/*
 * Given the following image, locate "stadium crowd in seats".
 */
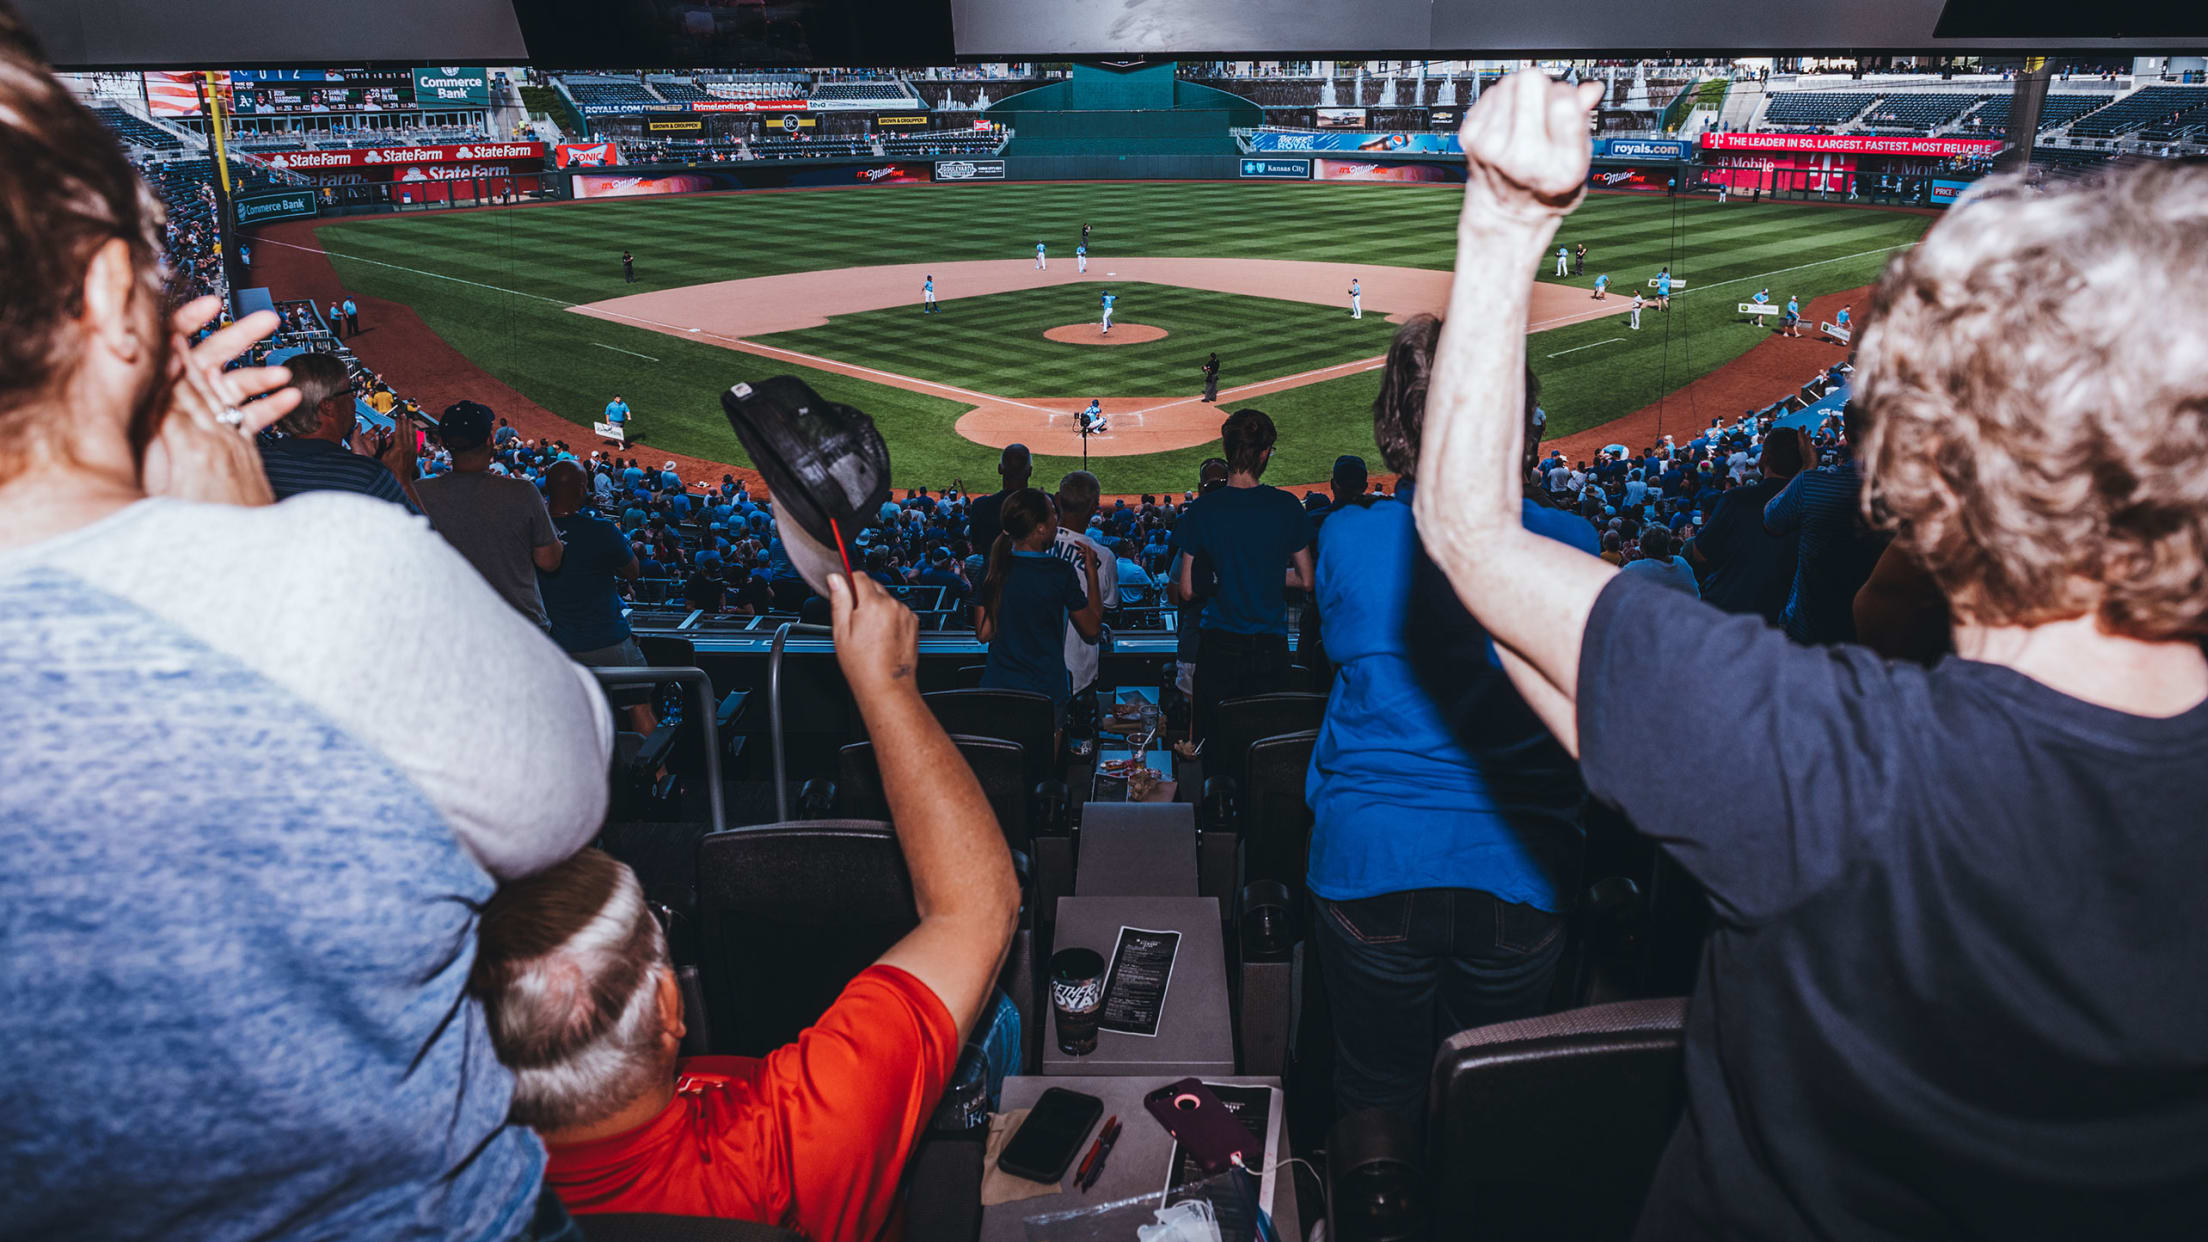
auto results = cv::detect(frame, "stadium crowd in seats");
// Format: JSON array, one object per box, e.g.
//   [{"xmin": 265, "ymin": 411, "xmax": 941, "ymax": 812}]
[{"xmin": 8, "ymin": 11, "xmax": 2208, "ymax": 1238}]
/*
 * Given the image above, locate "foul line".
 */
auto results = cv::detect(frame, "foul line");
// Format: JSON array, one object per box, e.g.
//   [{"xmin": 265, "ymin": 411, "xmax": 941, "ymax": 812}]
[
  {"xmin": 1547, "ymin": 338, "xmax": 1625, "ymax": 358},
  {"xmin": 1677, "ymin": 243, "xmax": 1916, "ymax": 298},
  {"xmin": 593, "ymin": 342, "xmax": 659, "ymax": 361}
]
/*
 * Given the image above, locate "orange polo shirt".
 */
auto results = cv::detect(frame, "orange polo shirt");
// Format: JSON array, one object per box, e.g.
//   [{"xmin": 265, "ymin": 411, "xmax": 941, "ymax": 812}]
[{"xmin": 544, "ymin": 965, "xmax": 958, "ymax": 1242}]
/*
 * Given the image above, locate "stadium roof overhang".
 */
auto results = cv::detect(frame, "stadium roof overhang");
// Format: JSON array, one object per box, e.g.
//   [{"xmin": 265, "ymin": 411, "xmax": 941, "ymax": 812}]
[{"xmin": 16, "ymin": 0, "xmax": 2201, "ymax": 69}]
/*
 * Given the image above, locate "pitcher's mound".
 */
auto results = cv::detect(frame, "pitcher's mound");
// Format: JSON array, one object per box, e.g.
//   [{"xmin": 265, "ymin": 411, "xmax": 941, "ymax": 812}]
[{"xmin": 1044, "ymin": 322, "xmax": 1167, "ymax": 346}]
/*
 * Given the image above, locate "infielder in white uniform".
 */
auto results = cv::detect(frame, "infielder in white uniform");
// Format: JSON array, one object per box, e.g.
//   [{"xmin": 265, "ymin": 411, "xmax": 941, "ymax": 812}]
[
  {"xmin": 1035, "ymin": 240, "xmax": 1046, "ymax": 270},
  {"xmin": 1077, "ymin": 244, "xmax": 1088, "ymax": 273},
  {"xmin": 1556, "ymin": 245, "xmax": 1569, "ymax": 276},
  {"xmin": 1630, "ymin": 292, "xmax": 1644, "ymax": 330},
  {"xmin": 1349, "ymin": 278, "xmax": 1362, "ymax": 319}
]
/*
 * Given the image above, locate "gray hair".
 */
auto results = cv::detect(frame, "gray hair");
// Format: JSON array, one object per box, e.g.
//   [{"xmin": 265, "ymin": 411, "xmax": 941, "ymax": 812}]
[
  {"xmin": 470, "ymin": 849, "xmax": 673, "ymax": 1132},
  {"xmin": 276, "ymin": 351, "xmax": 351, "ymax": 437},
  {"xmin": 1056, "ymin": 470, "xmax": 1101, "ymax": 522}
]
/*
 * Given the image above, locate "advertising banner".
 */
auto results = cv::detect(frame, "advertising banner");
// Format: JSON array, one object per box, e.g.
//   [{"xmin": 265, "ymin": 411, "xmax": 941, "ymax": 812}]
[
  {"xmin": 1240, "ymin": 157, "xmax": 1312, "ymax": 179},
  {"xmin": 1249, "ymin": 130, "xmax": 1460, "ymax": 154},
  {"xmin": 1315, "ymin": 107, "xmax": 1368, "ymax": 128},
  {"xmin": 690, "ymin": 99, "xmax": 810, "ymax": 113},
  {"xmin": 647, "ymin": 119, "xmax": 703, "ymax": 132},
  {"xmin": 572, "ymin": 162, "xmax": 933, "ymax": 198},
  {"xmin": 774, "ymin": 114, "xmax": 817, "ymax": 132},
  {"xmin": 1601, "ymin": 137, "xmax": 1690, "ymax": 160},
  {"xmin": 850, "ymin": 162, "xmax": 932, "ymax": 185},
  {"xmin": 1428, "ymin": 108, "xmax": 1461, "ymax": 127},
  {"xmin": 556, "ymin": 142, "xmax": 623, "ymax": 168},
  {"xmin": 876, "ymin": 114, "xmax": 931, "ymax": 126},
  {"xmin": 1700, "ymin": 132, "xmax": 2002, "ymax": 157},
  {"xmin": 594, "ymin": 421, "xmax": 627, "ymax": 444},
  {"xmin": 1311, "ymin": 157, "xmax": 1464, "ymax": 183},
  {"xmin": 233, "ymin": 189, "xmax": 317, "ymax": 226},
  {"xmin": 264, "ymin": 142, "xmax": 543, "ymax": 171},
  {"xmin": 1589, "ymin": 164, "xmax": 1671, "ymax": 192},
  {"xmin": 1930, "ymin": 178, "xmax": 1976, "ymax": 204},
  {"xmin": 935, "ymin": 158, "xmax": 1007, "ymax": 181},
  {"xmin": 412, "ymin": 67, "xmax": 491, "ymax": 108},
  {"xmin": 579, "ymin": 103, "xmax": 687, "ymax": 115}
]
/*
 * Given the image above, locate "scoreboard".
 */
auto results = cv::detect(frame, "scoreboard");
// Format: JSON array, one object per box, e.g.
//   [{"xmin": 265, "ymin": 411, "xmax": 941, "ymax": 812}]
[{"xmin": 226, "ymin": 69, "xmax": 415, "ymax": 114}]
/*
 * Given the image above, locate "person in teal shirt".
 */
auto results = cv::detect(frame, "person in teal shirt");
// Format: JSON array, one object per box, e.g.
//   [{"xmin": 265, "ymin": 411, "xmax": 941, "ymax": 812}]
[
  {"xmin": 1305, "ymin": 317, "xmax": 1596, "ymax": 1127},
  {"xmin": 974, "ymin": 488, "xmax": 1103, "ymax": 726}
]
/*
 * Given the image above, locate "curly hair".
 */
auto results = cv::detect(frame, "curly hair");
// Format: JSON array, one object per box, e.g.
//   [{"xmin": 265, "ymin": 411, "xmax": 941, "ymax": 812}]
[
  {"xmin": 1856, "ymin": 160, "xmax": 2208, "ymax": 642},
  {"xmin": 1374, "ymin": 314, "xmax": 1542, "ymax": 480}
]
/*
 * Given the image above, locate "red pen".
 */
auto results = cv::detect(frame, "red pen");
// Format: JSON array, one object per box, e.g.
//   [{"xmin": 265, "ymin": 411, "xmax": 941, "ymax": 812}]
[{"xmin": 1078, "ymin": 1116, "xmax": 1123, "ymax": 1193}]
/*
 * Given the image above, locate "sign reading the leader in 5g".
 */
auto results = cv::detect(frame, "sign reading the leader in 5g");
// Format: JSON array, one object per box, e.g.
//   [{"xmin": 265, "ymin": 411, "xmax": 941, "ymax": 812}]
[{"xmin": 1240, "ymin": 158, "xmax": 1311, "ymax": 179}]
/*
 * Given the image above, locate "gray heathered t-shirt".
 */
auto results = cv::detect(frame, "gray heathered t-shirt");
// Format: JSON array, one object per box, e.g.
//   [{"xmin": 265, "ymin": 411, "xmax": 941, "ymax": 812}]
[
  {"xmin": 1, "ymin": 495, "xmax": 613, "ymax": 1241},
  {"xmin": 416, "ymin": 469, "xmax": 561, "ymax": 627}
]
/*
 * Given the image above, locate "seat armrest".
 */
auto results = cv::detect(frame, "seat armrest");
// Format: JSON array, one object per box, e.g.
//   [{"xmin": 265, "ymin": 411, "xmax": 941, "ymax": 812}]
[
  {"xmin": 1030, "ymin": 779, "xmax": 1070, "ymax": 835},
  {"xmin": 903, "ymin": 1127, "xmax": 986, "ymax": 1242}
]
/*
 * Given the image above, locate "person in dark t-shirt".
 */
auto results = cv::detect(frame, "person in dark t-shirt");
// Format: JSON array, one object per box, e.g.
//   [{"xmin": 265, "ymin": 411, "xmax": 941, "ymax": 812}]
[
  {"xmin": 973, "ymin": 488, "xmax": 1103, "ymax": 727},
  {"xmin": 1685, "ymin": 428, "xmax": 1803, "ymax": 623},
  {"xmin": 1415, "ymin": 80, "xmax": 2208, "ymax": 1241},
  {"xmin": 1172, "ymin": 408, "xmax": 1315, "ymax": 743},
  {"xmin": 538, "ymin": 461, "xmax": 652, "ymax": 731},
  {"xmin": 965, "ymin": 443, "xmax": 1029, "ymax": 558}
]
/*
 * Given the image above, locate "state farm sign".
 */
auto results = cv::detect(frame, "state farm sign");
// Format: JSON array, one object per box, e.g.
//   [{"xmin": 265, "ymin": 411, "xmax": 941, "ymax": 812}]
[
  {"xmin": 266, "ymin": 142, "xmax": 545, "ymax": 171},
  {"xmin": 1700, "ymin": 132, "xmax": 2002, "ymax": 158}
]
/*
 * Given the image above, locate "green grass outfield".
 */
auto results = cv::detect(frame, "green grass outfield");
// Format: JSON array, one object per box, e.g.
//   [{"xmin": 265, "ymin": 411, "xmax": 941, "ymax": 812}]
[{"xmin": 309, "ymin": 181, "xmax": 1930, "ymax": 491}]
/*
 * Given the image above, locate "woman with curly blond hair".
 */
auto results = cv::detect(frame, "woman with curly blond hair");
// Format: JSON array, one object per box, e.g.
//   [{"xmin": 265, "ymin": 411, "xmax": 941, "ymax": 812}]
[{"xmin": 1414, "ymin": 73, "xmax": 2207, "ymax": 1240}]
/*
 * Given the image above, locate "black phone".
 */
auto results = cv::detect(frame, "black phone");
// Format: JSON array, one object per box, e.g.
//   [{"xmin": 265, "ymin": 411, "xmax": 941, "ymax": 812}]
[{"xmin": 998, "ymin": 1087, "xmax": 1103, "ymax": 1184}]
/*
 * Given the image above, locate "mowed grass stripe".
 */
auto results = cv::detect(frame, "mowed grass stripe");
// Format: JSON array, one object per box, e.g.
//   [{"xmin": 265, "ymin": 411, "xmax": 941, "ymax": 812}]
[{"xmin": 309, "ymin": 184, "xmax": 1929, "ymax": 493}]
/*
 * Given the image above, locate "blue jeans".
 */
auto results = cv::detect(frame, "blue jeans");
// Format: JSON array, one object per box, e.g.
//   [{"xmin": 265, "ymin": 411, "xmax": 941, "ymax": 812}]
[{"xmin": 1314, "ymin": 887, "xmax": 1565, "ymax": 1130}]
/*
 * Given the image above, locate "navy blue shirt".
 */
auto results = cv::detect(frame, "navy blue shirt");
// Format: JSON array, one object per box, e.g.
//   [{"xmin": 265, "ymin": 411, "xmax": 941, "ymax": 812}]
[
  {"xmin": 258, "ymin": 437, "xmax": 416, "ymax": 514},
  {"xmin": 1688, "ymin": 476, "xmax": 1798, "ymax": 624},
  {"xmin": 1581, "ymin": 573, "xmax": 2208, "ymax": 1240},
  {"xmin": 1174, "ymin": 484, "xmax": 1311, "ymax": 635},
  {"xmin": 981, "ymin": 551, "xmax": 1083, "ymax": 705},
  {"xmin": 536, "ymin": 510, "xmax": 635, "ymax": 653}
]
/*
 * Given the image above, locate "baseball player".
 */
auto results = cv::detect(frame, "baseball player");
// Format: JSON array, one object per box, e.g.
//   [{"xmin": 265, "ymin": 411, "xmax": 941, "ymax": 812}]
[
  {"xmin": 1349, "ymin": 278, "xmax": 1363, "ymax": 319},
  {"xmin": 922, "ymin": 274, "xmax": 937, "ymax": 314},
  {"xmin": 1717, "ymin": 183, "xmax": 1729, "ymax": 204},
  {"xmin": 1100, "ymin": 289, "xmax": 1116, "ymax": 334},
  {"xmin": 1656, "ymin": 267, "xmax": 1672, "ymax": 311},
  {"xmin": 1784, "ymin": 295, "xmax": 1803, "ymax": 337},
  {"xmin": 1035, "ymin": 240, "xmax": 1046, "ymax": 270},
  {"xmin": 1555, "ymin": 245, "xmax": 1570, "ymax": 276},
  {"xmin": 1079, "ymin": 399, "xmax": 1107, "ymax": 434},
  {"xmin": 1593, "ymin": 273, "xmax": 1609, "ymax": 300},
  {"xmin": 1630, "ymin": 292, "xmax": 1644, "ymax": 330},
  {"xmin": 1077, "ymin": 243, "xmax": 1088, "ymax": 273}
]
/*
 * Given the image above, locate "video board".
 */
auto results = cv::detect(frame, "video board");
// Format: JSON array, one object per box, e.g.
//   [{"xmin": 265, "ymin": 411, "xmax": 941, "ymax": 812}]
[{"xmin": 228, "ymin": 69, "xmax": 414, "ymax": 114}]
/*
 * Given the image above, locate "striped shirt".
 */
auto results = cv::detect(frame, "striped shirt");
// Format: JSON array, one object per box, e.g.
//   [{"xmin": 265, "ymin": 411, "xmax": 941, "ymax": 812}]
[
  {"xmin": 1763, "ymin": 458, "xmax": 1884, "ymax": 645},
  {"xmin": 258, "ymin": 437, "xmax": 416, "ymax": 513}
]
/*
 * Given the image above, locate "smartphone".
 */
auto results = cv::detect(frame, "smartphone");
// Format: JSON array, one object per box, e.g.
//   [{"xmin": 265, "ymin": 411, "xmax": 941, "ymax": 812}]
[
  {"xmin": 1142, "ymin": 1078, "xmax": 1261, "ymax": 1175},
  {"xmin": 998, "ymin": 1087, "xmax": 1103, "ymax": 1184}
]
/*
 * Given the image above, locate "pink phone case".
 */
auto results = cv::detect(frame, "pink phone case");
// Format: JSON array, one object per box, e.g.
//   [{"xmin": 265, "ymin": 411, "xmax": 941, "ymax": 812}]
[{"xmin": 1142, "ymin": 1078, "xmax": 1260, "ymax": 1174}]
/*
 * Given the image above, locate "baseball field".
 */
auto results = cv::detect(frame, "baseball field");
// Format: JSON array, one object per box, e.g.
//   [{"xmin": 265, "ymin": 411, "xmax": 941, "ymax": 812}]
[{"xmin": 268, "ymin": 180, "xmax": 1931, "ymax": 493}]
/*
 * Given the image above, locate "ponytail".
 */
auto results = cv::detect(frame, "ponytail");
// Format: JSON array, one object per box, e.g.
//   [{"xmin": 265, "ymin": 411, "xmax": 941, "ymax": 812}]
[{"xmin": 979, "ymin": 531, "xmax": 1014, "ymax": 621}]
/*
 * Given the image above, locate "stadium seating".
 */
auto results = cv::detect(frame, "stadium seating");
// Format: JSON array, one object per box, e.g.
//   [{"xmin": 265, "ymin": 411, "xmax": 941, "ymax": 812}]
[
  {"xmin": 565, "ymin": 79, "xmax": 664, "ymax": 111},
  {"xmin": 1760, "ymin": 91, "xmax": 1878, "ymax": 127},
  {"xmin": 1964, "ymin": 91, "xmax": 2114, "ymax": 136},
  {"xmin": 2068, "ymin": 85, "xmax": 2208, "ymax": 138},
  {"xmin": 808, "ymin": 81, "xmax": 924, "ymax": 109},
  {"xmin": 93, "ymin": 104, "xmax": 183, "ymax": 153},
  {"xmin": 1425, "ymin": 998, "xmax": 1690, "ymax": 1241},
  {"xmin": 1853, "ymin": 92, "xmax": 1988, "ymax": 134}
]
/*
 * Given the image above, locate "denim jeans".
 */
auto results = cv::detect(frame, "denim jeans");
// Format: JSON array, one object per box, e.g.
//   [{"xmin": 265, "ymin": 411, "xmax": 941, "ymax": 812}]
[
  {"xmin": 1192, "ymin": 628, "xmax": 1290, "ymax": 744},
  {"xmin": 1314, "ymin": 887, "xmax": 1566, "ymax": 1131}
]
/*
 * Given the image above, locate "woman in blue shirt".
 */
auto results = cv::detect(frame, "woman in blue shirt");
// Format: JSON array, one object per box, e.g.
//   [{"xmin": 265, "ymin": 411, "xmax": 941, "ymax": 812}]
[
  {"xmin": 1307, "ymin": 316, "xmax": 1598, "ymax": 1127},
  {"xmin": 973, "ymin": 488, "xmax": 1103, "ymax": 727}
]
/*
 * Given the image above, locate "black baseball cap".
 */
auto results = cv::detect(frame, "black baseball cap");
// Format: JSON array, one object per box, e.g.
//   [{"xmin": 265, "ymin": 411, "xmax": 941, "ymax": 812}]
[
  {"xmin": 1333, "ymin": 454, "xmax": 1369, "ymax": 486},
  {"xmin": 439, "ymin": 401, "xmax": 495, "ymax": 449},
  {"xmin": 720, "ymin": 376, "xmax": 890, "ymax": 595}
]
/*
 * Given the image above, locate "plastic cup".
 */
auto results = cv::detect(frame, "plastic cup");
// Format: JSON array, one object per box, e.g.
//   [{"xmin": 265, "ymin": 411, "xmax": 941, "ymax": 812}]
[{"xmin": 1050, "ymin": 947, "xmax": 1107, "ymax": 1056}]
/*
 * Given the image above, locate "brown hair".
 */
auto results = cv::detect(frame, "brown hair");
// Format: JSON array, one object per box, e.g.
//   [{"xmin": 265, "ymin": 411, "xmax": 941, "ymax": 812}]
[
  {"xmin": 979, "ymin": 487, "xmax": 1056, "ymax": 620},
  {"xmin": 1857, "ymin": 161, "xmax": 2208, "ymax": 641},
  {"xmin": 1374, "ymin": 314, "xmax": 1544, "ymax": 481},
  {"xmin": 0, "ymin": 8, "xmax": 171, "ymax": 482},
  {"xmin": 1220, "ymin": 407, "xmax": 1277, "ymax": 479}
]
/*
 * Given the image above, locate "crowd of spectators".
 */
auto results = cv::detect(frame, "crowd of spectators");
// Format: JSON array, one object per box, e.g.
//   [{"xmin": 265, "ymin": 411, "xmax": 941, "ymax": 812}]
[{"xmin": 9, "ymin": 24, "xmax": 2208, "ymax": 1242}]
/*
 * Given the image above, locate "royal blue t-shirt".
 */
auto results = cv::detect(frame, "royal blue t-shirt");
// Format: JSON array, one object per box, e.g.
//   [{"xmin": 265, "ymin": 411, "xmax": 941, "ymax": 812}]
[
  {"xmin": 1305, "ymin": 492, "xmax": 1598, "ymax": 910},
  {"xmin": 981, "ymin": 550, "xmax": 1083, "ymax": 705},
  {"xmin": 1173, "ymin": 484, "xmax": 1311, "ymax": 636}
]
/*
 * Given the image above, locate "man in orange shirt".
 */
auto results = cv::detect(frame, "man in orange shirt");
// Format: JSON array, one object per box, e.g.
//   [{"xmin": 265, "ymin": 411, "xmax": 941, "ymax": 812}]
[{"xmin": 472, "ymin": 573, "xmax": 1020, "ymax": 1241}]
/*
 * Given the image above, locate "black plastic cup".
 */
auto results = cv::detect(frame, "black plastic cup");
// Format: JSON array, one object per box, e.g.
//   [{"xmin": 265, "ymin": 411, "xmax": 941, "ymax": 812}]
[{"xmin": 1050, "ymin": 947, "xmax": 1108, "ymax": 1056}]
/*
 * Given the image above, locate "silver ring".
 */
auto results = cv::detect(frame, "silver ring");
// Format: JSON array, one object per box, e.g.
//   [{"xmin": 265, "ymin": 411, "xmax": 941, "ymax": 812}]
[{"xmin": 216, "ymin": 406, "xmax": 246, "ymax": 427}]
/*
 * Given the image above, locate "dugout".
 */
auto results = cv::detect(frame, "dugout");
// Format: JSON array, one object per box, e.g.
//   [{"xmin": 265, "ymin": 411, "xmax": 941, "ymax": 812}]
[{"xmin": 984, "ymin": 61, "xmax": 1260, "ymax": 180}]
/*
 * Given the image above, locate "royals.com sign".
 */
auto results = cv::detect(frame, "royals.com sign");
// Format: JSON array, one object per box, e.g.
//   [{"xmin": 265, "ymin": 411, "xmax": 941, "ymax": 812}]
[
  {"xmin": 233, "ymin": 189, "xmax": 317, "ymax": 226},
  {"xmin": 1240, "ymin": 158, "xmax": 1311, "ymax": 179},
  {"xmin": 412, "ymin": 67, "xmax": 490, "ymax": 107},
  {"xmin": 1600, "ymin": 138, "xmax": 1690, "ymax": 161}
]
